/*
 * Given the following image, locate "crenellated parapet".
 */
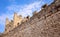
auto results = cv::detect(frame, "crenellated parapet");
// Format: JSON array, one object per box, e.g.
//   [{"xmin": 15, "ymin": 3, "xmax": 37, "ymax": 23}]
[
  {"xmin": 13, "ymin": 12, "xmax": 23, "ymax": 27},
  {"xmin": 1, "ymin": 0, "xmax": 60, "ymax": 37},
  {"xmin": 4, "ymin": 12, "xmax": 31, "ymax": 34}
]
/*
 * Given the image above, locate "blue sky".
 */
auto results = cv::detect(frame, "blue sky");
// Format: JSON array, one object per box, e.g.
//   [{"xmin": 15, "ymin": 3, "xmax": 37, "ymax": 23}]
[{"xmin": 0, "ymin": 0, "xmax": 54, "ymax": 33}]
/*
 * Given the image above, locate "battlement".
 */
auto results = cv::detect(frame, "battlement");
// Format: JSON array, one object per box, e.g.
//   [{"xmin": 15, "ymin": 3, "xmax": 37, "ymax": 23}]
[
  {"xmin": 4, "ymin": 0, "xmax": 60, "ymax": 35},
  {"xmin": 1, "ymin": 0, "xmax": 60, "ymax": 37},
  {"xmin": 5, "ymin": 12, "xmax": 30, "ymax": 34},
  {"xmin": 13, "ymin": 12, "xmax": 22, "ymax": 27}
]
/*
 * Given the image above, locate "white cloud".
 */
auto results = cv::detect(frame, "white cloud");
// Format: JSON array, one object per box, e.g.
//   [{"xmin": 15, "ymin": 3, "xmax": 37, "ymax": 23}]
[
  {"xmin": 0, "ymin": 0, "xmax": 44, "ymax": 26},
  {"xmin": 9, "ymin": 0, "xmax": 16, "ymax": 4},
  {"xmin": 6, "ymin": 0, "xmax": 44, "ymax": 17}
]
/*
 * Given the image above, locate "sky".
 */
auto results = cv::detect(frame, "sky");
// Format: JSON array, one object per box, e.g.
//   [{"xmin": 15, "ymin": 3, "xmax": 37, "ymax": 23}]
[{"xmin": 0, "ymin": 0, "xmax": 54, "ymax": 33}]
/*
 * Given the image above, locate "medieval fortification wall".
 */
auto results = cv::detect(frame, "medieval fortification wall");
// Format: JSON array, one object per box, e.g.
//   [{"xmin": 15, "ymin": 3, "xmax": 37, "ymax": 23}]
[{"xmin": 0, "ymin": 0, "xmax": 60, "ymax": 37}]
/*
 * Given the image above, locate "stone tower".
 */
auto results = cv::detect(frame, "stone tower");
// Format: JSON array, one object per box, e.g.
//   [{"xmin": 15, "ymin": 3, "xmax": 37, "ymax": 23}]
[
  {"xmin": 4, "ymin": 12, "xmax": 23, "ymax": 34},
  {"xmin": 4, "ymin": 12, "xmax": 29, "ymax": 34},
  {"xmin": 5, "ymin": 17, "xmax": 10, "ymax": 25},
  {"xmin": 13, "ymin": 12, "xmax": 23, "ymax": 27},
  {"xmin": 4, "ymin": 17, "xmax": 10, "ymax": 34}
]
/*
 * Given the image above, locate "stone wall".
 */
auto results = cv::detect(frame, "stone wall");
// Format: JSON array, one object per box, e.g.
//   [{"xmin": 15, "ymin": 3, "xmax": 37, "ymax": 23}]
[{"xmin": 1, "ymin": 0, "xmax": 60, "ymax": 37}]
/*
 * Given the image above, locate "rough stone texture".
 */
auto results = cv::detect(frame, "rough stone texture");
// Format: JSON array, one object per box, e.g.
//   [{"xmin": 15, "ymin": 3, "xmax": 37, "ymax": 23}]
[{"xmin": 1, "ymin": 0, "xmax": 60, "ymax": 37}]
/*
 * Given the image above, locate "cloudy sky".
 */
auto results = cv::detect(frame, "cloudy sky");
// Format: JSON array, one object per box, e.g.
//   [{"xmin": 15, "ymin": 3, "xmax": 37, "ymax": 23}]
[{"xmin": 0, "ymin": 0, "xmax": 54, "ymax": 33}]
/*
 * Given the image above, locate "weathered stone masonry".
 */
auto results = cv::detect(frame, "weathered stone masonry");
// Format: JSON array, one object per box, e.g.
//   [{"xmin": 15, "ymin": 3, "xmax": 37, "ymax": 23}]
[{"xmin": 1, "ymin": 0, "xmax": 60, "ymax": 37}]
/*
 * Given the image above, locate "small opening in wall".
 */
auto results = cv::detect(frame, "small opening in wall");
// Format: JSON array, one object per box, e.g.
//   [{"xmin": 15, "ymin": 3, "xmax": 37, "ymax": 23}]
[
  {"xmin": 17, "ymin": 23, "xmax": 19, "ymax": 25},
  {"xmin": 26, "ymin": 16, "xmax": 29, "ymax": 19},
  {"xmin": 42, "ymin": 4, "xmax": 47, "ymax": 8}
]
